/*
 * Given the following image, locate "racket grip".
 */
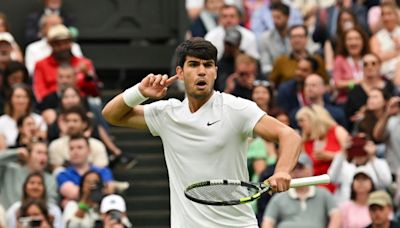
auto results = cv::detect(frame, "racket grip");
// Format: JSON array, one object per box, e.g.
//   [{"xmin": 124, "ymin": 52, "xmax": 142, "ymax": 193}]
[{"xmin": 290, "ymin": 174, "xmax": 330, "ymax": 188}]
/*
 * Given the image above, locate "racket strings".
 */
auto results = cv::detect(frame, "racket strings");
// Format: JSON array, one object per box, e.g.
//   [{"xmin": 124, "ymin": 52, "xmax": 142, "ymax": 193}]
[{"xmin": 186, "ymin": 184, "xmax": 258, "ymax": 202}]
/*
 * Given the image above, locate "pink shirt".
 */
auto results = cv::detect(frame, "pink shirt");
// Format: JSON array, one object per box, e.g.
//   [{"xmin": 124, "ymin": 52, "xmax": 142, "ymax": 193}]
[{"xmin": 339, "ymin": 201, "xmax": 371, "ymax": 228}]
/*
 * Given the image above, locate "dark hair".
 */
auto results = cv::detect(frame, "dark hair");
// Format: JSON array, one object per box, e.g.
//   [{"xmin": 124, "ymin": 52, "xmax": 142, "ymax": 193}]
[
  {"xmin": 3, "ymin": 61, "xmax": 29, "ymax": 84},
  {"xmin": 350, "ymin": 173, "xmax": 375, "ymax": 200},
  {"xmin": 270, "ymin": 2, "xmax": 290, "ymax": 16},
  {"xmin": 60, "ymin": 85, "xmax": 85, "ymax": 111},
  {"xmin": 69, "ymin": 133, "xmax": 90, "ymax": 147},
  {"xmin": 302, "ymin": 56, "xmax": 319, "ymax": 72},
  {"xmin": 4, "ymin": 83, "xmax": 34, "ymax": 117},
  {"xmin": 336, "ymin": 8, "xmax": 360, "ymax": 37},
  {"xmin": 17, "ymin": 114, "xmax": 33, "ymax": 129},
  {"xmin": 62, "ymin": 105, "xmax": 90, "ymax": 124},
  {"xmin": 336, "ymin": 27, "xmax": 369, "ymax": 57},
  {"xmin": 18, "ymin": 198, "xmax": 53, "ymax": 227},
  {"xmin": 175, "ymin": 38, "xmax": 218, "ymax": 67},
  {"xmin": 79, "ymin": 170, "xmax": 103, "ymax": 198},
  {"xmin": 268, "ymin": 107, "xmax": 289, "ymax": 119},
  {"xmin": 0, "ymin": 12, "xmax": 10, "ymax": 32},
  {"xmin": 289, "ymin": 24, "xmax": 308, "ymax": 37},
  {"xmin": 221, "ymin": 4, "xmax": 242, "ymax": 18},
  {"xmin": 21, "ymin": 171, "xmax": 47, "ymax": 203}
]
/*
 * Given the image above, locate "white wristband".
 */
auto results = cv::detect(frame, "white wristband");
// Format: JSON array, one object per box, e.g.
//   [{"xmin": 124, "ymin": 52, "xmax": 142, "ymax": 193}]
[{"xmin": 122, "ymin": 84, "xmax": 148, "ymax": 107}]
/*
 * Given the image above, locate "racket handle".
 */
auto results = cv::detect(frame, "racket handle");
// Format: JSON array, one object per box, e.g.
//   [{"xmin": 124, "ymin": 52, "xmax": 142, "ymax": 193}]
[{"xmin": 290, "ymin": 174, "xmax": 330, "ymax": 188}]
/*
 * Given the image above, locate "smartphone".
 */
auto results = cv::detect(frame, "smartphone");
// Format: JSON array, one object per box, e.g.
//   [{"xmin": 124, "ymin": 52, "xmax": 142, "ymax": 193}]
[
  {"xmin": 347, "ymin": 136, "xmax": 367, "ymax": 157},
  {"xmin": 90, "ymin": 183, "xmax": 103, "ymax": 202}
]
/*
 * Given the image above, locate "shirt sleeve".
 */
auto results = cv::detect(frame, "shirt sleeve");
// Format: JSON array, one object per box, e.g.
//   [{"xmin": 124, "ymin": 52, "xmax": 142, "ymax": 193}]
[
  {"xmin": 322, "ymin": 188, "xmax": 338, "ymax": 215},
  {"xmin": 144, "ymin": 100, "xmax": 170, "ymax": 137},
  {"xmin": 56, "ymin": 171, "xmax": 71, "ymax": 188},
  {"xmin": 263, "ymin": 194, "xmax": 280, "ymax": 222}
]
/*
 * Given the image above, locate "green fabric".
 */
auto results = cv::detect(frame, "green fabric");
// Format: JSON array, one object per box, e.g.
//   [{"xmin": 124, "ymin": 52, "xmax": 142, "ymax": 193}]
[{"xmin": 247, "ymin": 137, "xmax": 276, "ymax": 165}]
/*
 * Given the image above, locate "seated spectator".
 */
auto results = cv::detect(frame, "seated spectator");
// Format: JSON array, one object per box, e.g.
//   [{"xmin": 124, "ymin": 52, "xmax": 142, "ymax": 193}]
[
  {"xmin": 48, "ymin": 106, "xmax": 108, "ymax": 174},
  {"xmin": 0, "ymin": 84, "xmax": 47, "ymax": 149},
  {"xmin": 261, "ymin": 153, "xmax": 340, "ymax": 228},
  {"xmin": 25, "ymin": 14, "xmax": 83, "ymax": 76},
  {"xmin": 224, "ymin": 53, "xmax": 259, "ymax": 99},
  {"xmin": 100, "ymin": 194, "xmax": 132, "ymax": 228},
  {"xmin": 0, "ymin": 13, "xmax": 23, "ymax": 62},
  {"xmin": 33, "ymin": 24, "xmax": 99, "ymax": 102},
  {"xmin": 15, "ymin": 198, "xmax": 54, "ymax": 228},
  {"xmin": 0, "ymin": 141, "xmax": 57, "ymax": 209},
  {"xmin": 296, "ymin": 105, "xmax": 349, "ymax": 192},
  {"xmin": 189, "ymin": 0, "xmax": 223, "ymax": 38},
  {"xmin": 269, "ymin": 25, "xmax": 327, "ymax": 88},
  {"xmin": 373, "ymin": 96, "xmax": 400, "ymax": 175},
  {"xmin": 339, "ymin": 167, "xmax": 375, "ymax": 228},
  {"xmin": 56, "ymin": 134, "xmax": 114, "ymax": 202},
  {"xmin": 366, "ymin": 190, "xmax": 399, "ymax": 228},
  {"xmin": 13, "ymin": 115, "xmax": 44, "ymax": 148},
  {"xmin": 205, "ymin": 4, "xmax": 260, "ymax": 61},
  {"xmin": 25, "ymin": 0, "xmax": 76, "ymax": 44},
  {"xmin": 6, "ymin": 172, "xmax": 62, "ymax": 228},
  {"xmin": 332, "ymin": 27, "xmax": 369, "ymax": 105},
  {"xmin": 345, "ymin": 53, "xmax": 395, "ymax": 131},
  {"xmin": 0, "ymin": 32, "xmax": 13, "ymax": 73},
  {"xmin": 328, "ymin": 135, "xmax": 392, "ymax": 203},
  {"xmin": 62, "ymin": 170, "xmax": 104, "ymax": 227}
]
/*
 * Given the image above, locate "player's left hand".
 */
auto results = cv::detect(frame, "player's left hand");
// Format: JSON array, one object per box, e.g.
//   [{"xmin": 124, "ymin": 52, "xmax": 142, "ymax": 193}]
[{"xmin": 265, "ymin": 171, "xmax": 291, "ymax": 193}]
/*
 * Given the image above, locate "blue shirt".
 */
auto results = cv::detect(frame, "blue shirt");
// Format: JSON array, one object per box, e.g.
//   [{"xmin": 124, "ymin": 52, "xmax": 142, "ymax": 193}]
[{"xmin": 56, "ymin": 165, "xmax": 113, "ymax": 188}]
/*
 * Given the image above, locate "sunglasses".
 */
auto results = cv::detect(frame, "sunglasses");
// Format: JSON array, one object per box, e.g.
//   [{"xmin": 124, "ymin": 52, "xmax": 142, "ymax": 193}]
[
  {"xmin": 253, "ymin": 80, "xmax": 270, "ymax": 87},
  {"xmin": 363, "ymin": 61, "xmax": 378, "ymax": 67}
]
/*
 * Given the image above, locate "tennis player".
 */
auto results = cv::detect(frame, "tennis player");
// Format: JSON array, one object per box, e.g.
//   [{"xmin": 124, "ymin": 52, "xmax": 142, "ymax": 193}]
[{"xmin": 102, "ymin": 38, "xmax": 302, "ymax": 227}]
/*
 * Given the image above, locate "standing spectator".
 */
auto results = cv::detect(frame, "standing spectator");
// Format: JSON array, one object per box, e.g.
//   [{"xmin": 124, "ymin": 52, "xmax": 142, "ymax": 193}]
[
  {"xmin": 190, "ymin": 0, "xmax": 224, "ymax": 38},
  {"xmin": 25, "ymin": 14, "xmax": 83, "ymax": 76},
  {"xmin": 258, "ymin": 2, "xmax": 291, "ymax": 76},
  {"xmin": 270, "ymin": 25, "xmax": 327, "ymax": 87},
  {"xmin": 25, "ymin": 0, "xmax": 76, "ymax": 44},
  {"xmin": 205, "ymin": 4, "xmax": 260, "ymax": 60},
  {"xmin": 261, "ymin": 153, "xmax": 341, "ymax": 228},
  {"xmin": 296, "ymin": 105, "xmax": 349, "ymax": 192},
  {"xmin": 100, "ymin": 194, "xmax": 132, "ymax": 228},
  {"xmin": 366, "ymin": 190, "xmax": 400, "ymax": 228},
  {"xmin": 0, "ymin": 141, "xmax": 58, "ymax": 209},
  {"xmin": 333, "ymin": 27, "xmax": 369, "ymax": 105},
  {"xmin": 339, "ymin": 167, "xmax": 375, "ymax": 228},
  {"xmin": 15, "ymin": 199, "xmax": 54, "ymax": 228},
  {"xmin": 6, "ymin": 172, "xmax": 62, "ymax": 228}
]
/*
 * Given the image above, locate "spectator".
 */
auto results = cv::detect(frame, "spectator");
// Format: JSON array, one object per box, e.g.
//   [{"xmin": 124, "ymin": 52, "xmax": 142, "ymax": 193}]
[
  {"xmin": 333, "ymin": 27, "xmax": 369, "ymax": 105},
  {"xmin": 15, "ymin": 199, "xmax": 54, "ymax": 228},
  {"xmin": 250, "ymin": 0, "xmax": 303, "ymax": 39},
  {"xmin": 0, "ymin": 84, "xmax": 47, "ymax": 149},
  {"xmin": 328, "ymin": 136, "xmax": 391, "ymax": 202},
  {"xmin": 56, "ymin": 134, "xmax": 114, "ymax": 202},
  {"xmin": 62, "ymin": 170, "xmax": 104, "ymax": 227},
  {"xmin": 6, "ymin": 172, "xmax": 62, "ymax": 228},
  {"xmin": 14, "ymin": 115, "xmax": 44, "ymax": 148},
  {"xmin": 345, "ymin": 53, "xmax": 395, "ymax": 130},
  {"xmin": 0, "ymin": 141, "xmax": 58, "ymax": 209},
  {"xmin": 25, "ymin": 14, "xmax": 83, "ymax": 76},
  {"xmin": 269, "ymin": 25, "xmax": 327, "ymax": 87},
  {"xmin": 190, "ymin": 0, "xmax": 224, "ymax": 38},
  {"xmin": 48, "ymin": 105, "xmax": 108, "ymax": 174},
  {"xmin": 100, "ymin": 194, "xmax": 132, "ymax": 228},
  {"xmin": 258, "ymin": 2, "xmax": 291, "ymax": 75},
  {"xmin": 296, "ymin": 104, "xmax": 349, "ymax": 192},
  {"xmin": 366, "ymin": 190, "xmax": 399, "ymax": 228},
  {"xmin": 0, "ymin": 32, "xmax": 13, "ymax": 73},
  {"xmin": 25, "ymin": 0, "xmax": 76, "ymax": 44},
  {"xmin": 370, "ymin": 2, "xmax": 400, "ymax": 79},
  {"xmin": 33, "ymin": 24, "xmax": 99, "ymax": 102},
  {"xmin": 368, "ymin": 0, "xmax": 400, "ymax": 34},
  {"xmin": 0, "ymin": 14, "xmax": 23, "ymax": 62},
  {"xmin": 373, "ymin": 96, "xmax": 400, "ymax": 175},
  {"xmin": 339, "ymin": 167, "xmax": 375, "ymax": 228},
  {"xmin": 205, "ymin": 4, "xmax": 259, "ymax": 60},
  {"xmin": 251, "ymin": 80, "xmax": 274, "ymax": 113},
  {"xmin": 224, "ymin": 53, "xmax": 258, "ymax": 99},
  {"xmin": 261, "ymin": 153, "xmax": 340, "ymax": 228}
]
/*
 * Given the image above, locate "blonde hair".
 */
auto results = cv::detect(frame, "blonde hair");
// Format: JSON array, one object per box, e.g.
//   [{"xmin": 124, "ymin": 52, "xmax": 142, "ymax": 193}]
[{"xmin": 296, "ymin": 105, "xmax": 337, "ymax": 140}]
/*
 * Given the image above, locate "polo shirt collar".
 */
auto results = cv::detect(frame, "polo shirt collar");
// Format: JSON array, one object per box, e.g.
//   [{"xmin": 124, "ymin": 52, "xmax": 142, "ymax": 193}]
[{"xmin": 288, "ymin": 186, "xmax": 316, "ymax": 200}]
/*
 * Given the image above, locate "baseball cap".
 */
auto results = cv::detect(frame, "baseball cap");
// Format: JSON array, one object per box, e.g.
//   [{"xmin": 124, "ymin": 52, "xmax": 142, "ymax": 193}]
[
  {"xmin": 353, "ymin": 166, "xmax": 372, "ymax": 179},
  {"xmin": 100, "ymin": 194, "xmax": 127, "ymax": 213},
  {"xmin": 47, "ymin": 24, "xmax": 72, "ymax": 41},
  {"xmin": 224, "ymin": 26, "xmax": 241, "ymax": 46},
  {"xmin": 367, "ymin": 190, "xmax": 392, "ymax": 207},
  {"xmin": 0, "ymin": 32, "xmax": 14, "ymax": 44},
  {"xmin": 297, "ymin": 153, "xmax": 313, "ymax": 168}
]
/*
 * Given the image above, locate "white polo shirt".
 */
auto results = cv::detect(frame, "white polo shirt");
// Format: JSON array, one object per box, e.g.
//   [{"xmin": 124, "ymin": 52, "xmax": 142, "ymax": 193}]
[{"xmin": 144, "ymin": 91, "xmax": 265, "ymax": 228}]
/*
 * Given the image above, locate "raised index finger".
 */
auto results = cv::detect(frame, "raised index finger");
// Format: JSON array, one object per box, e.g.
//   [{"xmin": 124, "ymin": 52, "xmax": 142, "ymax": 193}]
[{"xmin": 165, "ymin": 75, "xmax": 179, "ymax": 87}]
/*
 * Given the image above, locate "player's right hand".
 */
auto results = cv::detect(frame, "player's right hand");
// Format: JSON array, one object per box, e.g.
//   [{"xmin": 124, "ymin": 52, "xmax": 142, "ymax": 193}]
[{"xmin": 139, "ymin": 74, "xmax": 179, "ymax": 99}]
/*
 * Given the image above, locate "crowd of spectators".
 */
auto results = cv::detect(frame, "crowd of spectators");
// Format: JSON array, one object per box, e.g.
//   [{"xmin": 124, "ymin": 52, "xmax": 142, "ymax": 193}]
[
  {"xmin": 186, "ymin": 0, "xmax": 400, "ymax": 227},
  {"xmin": 0, "ymin": 0, "xmax": 136, "ymax": 227}
]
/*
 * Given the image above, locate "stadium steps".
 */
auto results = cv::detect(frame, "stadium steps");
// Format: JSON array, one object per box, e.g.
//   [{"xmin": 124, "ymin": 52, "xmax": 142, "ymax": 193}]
[{"xmin": 102, "ymin": 88, "xmax": 185, "ymax": 227}]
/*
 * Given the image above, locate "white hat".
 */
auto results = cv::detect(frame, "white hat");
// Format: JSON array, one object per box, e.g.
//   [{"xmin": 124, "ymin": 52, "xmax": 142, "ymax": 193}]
[
  {"xmin": 0, "ymin": 32, "xmax": 14, "ymax": 44},
  {"xmin": 100, "ymin": 194, "xmax": 127, "ymax": 213},
  {"xmin": 47, "ymin": 24, "xmax": 72, "ymax": 41}
]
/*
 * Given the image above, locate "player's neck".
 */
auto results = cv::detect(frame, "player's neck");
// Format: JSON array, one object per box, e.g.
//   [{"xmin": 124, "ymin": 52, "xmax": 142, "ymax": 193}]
[{"xmin": 187, "ymin": 91, "xmax": 214, "ymax": 113}]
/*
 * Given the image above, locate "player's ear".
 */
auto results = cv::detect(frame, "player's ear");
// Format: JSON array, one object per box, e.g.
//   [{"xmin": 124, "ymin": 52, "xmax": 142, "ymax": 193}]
[{"xmin": 176, "ymin": 66, "xmax": 184, "ymax": 80}]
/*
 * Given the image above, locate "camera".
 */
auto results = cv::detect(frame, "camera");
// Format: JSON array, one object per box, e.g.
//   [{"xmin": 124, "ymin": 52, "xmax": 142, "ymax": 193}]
[
  {"xmin": 18, "ymin": 217, "xmax": 42, "ymax": 228},
  {"xmin": 109, "ymin": 210, "xmax": 123, "ymax": 223},
  {"xmin": 90, "ymin": 183, "xmax": 103, "ymax": 202},
  {"xmin": 346, "ymin": 135, "xmax": 367, "ymax": 157}
]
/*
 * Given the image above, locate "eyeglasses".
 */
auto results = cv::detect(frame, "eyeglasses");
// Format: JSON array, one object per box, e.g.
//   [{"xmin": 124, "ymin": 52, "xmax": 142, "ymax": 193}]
[
  {"xmin": 253, "ymin": 80, "xmax": 270, "ymax": 87},
  {"xmin": 238, "ymin": 72, "xmax": 252, "ymax": 77},
  {"xmin": 363, "ymin": 61, "xmax": 378, "ymax": 67}
]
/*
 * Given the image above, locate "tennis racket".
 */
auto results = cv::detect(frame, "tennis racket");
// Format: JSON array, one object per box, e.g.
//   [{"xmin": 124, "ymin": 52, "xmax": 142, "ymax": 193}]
[{"xmin": 184, "ymin": 174, "xmax": 330, "ymax": 206}]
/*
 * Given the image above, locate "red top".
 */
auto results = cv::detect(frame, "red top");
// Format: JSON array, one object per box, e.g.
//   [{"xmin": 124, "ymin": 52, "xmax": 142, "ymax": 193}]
[
  {"xmin": 33, "ymin": 55, "xmax": 99, "ymax": 102},
  {"xmin": 304, "ymin": 126, "xmax": 341, "ymax": 192}
]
